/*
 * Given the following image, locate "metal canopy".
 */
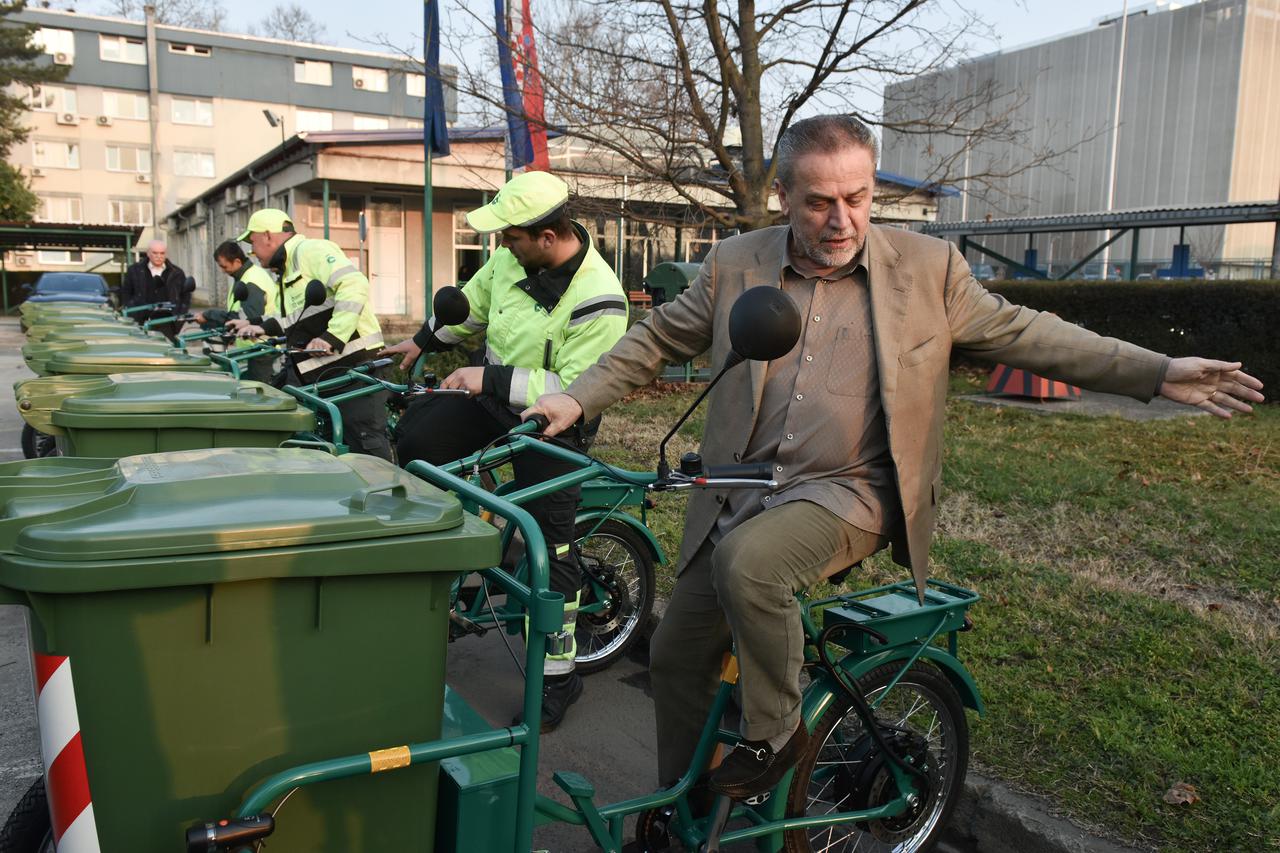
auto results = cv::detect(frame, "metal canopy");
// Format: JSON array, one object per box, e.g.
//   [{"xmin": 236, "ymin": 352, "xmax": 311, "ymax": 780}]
[
  {"xmin": 0, "ymin": 221, "xmax": 144, "ymax": 252},
  {"xmin": 920, "ymin": 200, "xmax": 1280, "ymax": 236}
]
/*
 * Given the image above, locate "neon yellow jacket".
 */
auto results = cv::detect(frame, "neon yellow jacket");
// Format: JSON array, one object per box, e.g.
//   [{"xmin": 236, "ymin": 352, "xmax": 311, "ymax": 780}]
[
  {"xmin": 260, "ymin": 234, "xmax": 383, "ymax": 375},
  {"xmin": 413, "ymin": 223, "xmax": 627, "ymax": 409}
]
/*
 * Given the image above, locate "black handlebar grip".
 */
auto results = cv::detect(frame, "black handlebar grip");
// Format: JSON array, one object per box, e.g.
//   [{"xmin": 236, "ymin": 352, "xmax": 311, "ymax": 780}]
[
  {"xmin": 185, "ymin": 814, "xmax": 274, "ymax": 852},
  {"xmin": 366, "ymin": 357, "xmax": 394, "ymax": 369},
  {"xmin": 703, "ymin": 463, "xmax": 774, "ymax": 480},
  {"xmin": 525, "ymin": 413, "xmax": 550, "ymax": 432}
]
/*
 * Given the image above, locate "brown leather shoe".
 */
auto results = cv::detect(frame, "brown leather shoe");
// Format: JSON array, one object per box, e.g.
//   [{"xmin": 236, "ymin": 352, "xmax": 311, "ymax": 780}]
[{"xmin": 709, "ymin": 725, "xmax": 809, "ymax": 800}]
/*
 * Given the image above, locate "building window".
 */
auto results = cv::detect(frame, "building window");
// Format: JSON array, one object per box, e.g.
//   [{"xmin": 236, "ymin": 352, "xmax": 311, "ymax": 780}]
[
  {"xmin": 33, "ymin": 28, "xmax": 75, "ymax": 61},
  {"xmin": 32, "ymin": 140, "xmax": 79, "ymax": 169},
  {"xmin": 100, "ymin": 34, "xmax": 146, "ymax": 65},
  {"xmin": 404, "ymin": 118, "xmax": 424, "ymax": 129},
  {"xmin": 295, "ymin": 109, "xmax": 332, "ymax": 132},
  {"xmin": 108, "ymin": 199, "xmax": 153, "ymax": 226},
  {"xmin": 351, "ymin": 66, "xmax": 388, "ymax": 92},
  {"xmin": 36, "ymin": 195, "xmax": 83, "ymax": 223},
  {"xmin": 171, "ymin": 97, "xmax": 213, "ymax": 126},
  {"xmin": 353, "ymin": 115, "xmax": 389, "ymax": 130},
  {"xmin": 309, "ymin": 192, "xmax": 363, "ymax": 227},
  {"xmin": 294, "ymin": 59, "xmax": 332, "ymax": 86},
  {"xmin": 173, "ymin": 150, "xmax": 215, "ymax": 178},
  {"xmin": 102, "ymin": 90, "xmax": 149, "ymax": 120},
  {"xmin": 28, "ymin": 85, "xmax": 76, "ymax": 114},
  {"xmin": 168, "ymin": 42, "xmax": 211, "ymax": 56},
  {"xmin": 106, "ymin": 145, "xmax": 151, "ymax": 174},
  {"xmin": 38, "ymin": 250, "xmax": 84, "ymax": 265},
  {"xmin": 453, "ymin": 206, "xmax": 494, "ymax": 284},
  {"xmin": 406, "ymin": 73, "xmax": 426, "ymax": 97}
]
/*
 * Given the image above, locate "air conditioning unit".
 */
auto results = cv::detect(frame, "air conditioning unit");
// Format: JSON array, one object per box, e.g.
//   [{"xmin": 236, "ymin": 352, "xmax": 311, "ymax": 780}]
[
  {"xmin": 30, "ymin": 167, "xmax": 44, "ymax": 177},
  {"xmin": 53, "ymin": 52, "xmax": 73, "ymax": 66},
  {"xmin": 96, "ymin": 115, "xmax": 113, "ymax": 127},
  {"xmin": 224, "ymin": 187, "xmax": 237, "ymax": 207},
  {"xmin": 135, "ymin": 173, "xmax": 151, "ymax": 184},
  {"xmin": 353, "ymin": 78, "xmax": 366, "ymax": 89},
  {"xmin": 56, "ymin": 112, "xmax": 78, "ymax": 126},
  {"xmin": 234, "ymin": 184, "xmax": 252, "ymax": 203},
  {"xmin": 13, "ymin": 254, "xmax": 31, "ymax": 266}
]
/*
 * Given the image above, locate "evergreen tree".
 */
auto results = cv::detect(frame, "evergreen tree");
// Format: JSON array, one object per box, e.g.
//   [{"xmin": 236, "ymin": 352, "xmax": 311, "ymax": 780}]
[{"xmin": 0, "ymin": 0, "xmax": 69, "ymax": 220}]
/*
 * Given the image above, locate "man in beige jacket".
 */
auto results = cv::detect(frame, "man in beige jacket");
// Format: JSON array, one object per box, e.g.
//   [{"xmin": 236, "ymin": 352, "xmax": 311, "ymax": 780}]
[{"xmin": 526, "ymin": 115, "xmax": 1263, "ymax": 800}]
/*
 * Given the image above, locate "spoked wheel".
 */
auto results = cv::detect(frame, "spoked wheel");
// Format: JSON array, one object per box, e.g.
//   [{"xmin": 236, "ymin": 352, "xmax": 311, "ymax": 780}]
[
  {"xmin": 784, "ymin": 662, "xmax": 968, "ymax": 853},
  {"xmin": 19, "ymin": 425, "xmax": 59, "ymax": 459},
  {"xmin": 0, "ymin": 777, "xmax": 55, "ymax": 853},
  {"xmin": 572, "ymin": 518, "xmax": 655, "ymax": 674}
]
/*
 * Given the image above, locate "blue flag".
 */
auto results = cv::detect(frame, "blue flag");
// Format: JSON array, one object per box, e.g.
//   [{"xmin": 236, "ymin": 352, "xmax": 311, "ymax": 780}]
[
  {"xmin": 494, "ymin": 0, "xmax": 535, "ymax": 169},
  {"xmin": 424, "ymin": 0, "xmax": 450, "ymax": 158}
]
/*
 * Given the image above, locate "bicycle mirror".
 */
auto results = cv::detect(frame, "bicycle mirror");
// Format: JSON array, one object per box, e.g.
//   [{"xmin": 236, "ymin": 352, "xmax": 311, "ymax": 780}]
[
  {"xmin": 304, "ymin": 279, "xmax": 327, "ymax": 307},
  {"xmin": 728, "ymin": 286, "xmax": 801, "ymax": 363},
  {"xmin": 231, "ymin": 280, "xmax": 249, "ymax": 303},
  {"xmin": 433, "ymin": 286, "xmax": 471, "ymax": 326},
  {"xmin": 183, "ymin": 276, "xmax": 197, "ymax": 294}
]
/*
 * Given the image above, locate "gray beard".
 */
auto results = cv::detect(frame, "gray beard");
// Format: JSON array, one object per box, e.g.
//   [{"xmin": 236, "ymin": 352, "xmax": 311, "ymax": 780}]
[{"xmin": 794, "ymin": 230, "xmax": 864, "ymax": 270}]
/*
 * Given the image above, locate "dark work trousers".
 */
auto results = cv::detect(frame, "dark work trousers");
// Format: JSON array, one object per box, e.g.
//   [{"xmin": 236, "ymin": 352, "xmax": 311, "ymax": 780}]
[
  {"xmin": 395, "ymin": 393, "xmax": 584, "ymax": 603},
  {"xmin": 292, "ymin": 364, "xmax": 393, "ymax": 462}
]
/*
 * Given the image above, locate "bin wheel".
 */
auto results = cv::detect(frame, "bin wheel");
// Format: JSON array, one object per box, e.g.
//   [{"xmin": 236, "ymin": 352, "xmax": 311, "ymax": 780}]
[
  {"xmin": 0, "ymin": 777, "xmax": 54, "ymax": 853},
  {"xmin": 19, "ymin": 425, "xmax": 58, "ymax": 459},
  {"xmin": 572, "ymin": 518, "xmax": 655, "ymax": 674}
]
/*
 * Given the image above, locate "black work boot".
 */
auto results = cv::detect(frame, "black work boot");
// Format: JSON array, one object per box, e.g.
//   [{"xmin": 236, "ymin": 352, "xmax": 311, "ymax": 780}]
[
  {"xmin": 512, "ymin": 671, "xmax": 584, "ymax": 733},
  {"xmin": 709, "ymin": 725, "xmax": 809, "ymax": 801}
]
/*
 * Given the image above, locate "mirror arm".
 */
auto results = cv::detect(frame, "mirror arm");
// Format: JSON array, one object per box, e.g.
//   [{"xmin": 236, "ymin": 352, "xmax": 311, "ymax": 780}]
[{"xmin": 656, "ymin": 351, "xmax": 743, "ymax": 479}]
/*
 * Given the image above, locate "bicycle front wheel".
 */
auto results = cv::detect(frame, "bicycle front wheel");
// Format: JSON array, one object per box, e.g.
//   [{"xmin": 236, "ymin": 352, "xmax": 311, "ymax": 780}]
[
  {"xmin": 784, "ymin": 661, "xmax": 969, "ymax": 853},
  {"xmin": 572, "ymin": 518, "xmax": 655, "ymax": 674}
]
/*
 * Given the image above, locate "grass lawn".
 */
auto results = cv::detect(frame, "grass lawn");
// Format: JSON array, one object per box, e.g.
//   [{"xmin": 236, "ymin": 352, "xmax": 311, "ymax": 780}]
[{"xmin": 588, "ymin": 369, "xmax": 1279, "ymax": 853}]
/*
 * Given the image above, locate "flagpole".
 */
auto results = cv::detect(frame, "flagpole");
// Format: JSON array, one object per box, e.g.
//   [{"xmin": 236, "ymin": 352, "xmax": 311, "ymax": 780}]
[{"xmin": 423, "ymin": 0, "xmax": 433, "ymax": 319}]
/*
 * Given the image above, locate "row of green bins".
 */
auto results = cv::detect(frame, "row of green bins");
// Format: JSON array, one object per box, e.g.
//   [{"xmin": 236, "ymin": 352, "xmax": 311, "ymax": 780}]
[
  {"xmin": 42, "ymin": 342, "xmax": 213, "ymax": 376},
  {"xmin": 0, "ymin": 447, "xmax": 502, "ymax": 852},
  {"xmin": 25, "ymin": 322, "xmax": 152, "ymax": 343},
  {"xmin": 15, "ymin": 372, "xmax": 315, "ymax": 457}
]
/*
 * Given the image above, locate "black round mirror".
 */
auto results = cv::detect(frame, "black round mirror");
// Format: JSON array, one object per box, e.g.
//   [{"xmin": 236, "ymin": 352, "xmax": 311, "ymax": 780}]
[
  {"xmin": 304, "ymin": 279, "xmax": 327, "ymax": 307},
  {"xmin": 432, "ymin": 285, "xmax": 471, "ymax": 327},
  {"xmin": 182, "ymin": 276, "xmax": 197, "ymax": 294},
  {"xmin": 728, "ymin": 286, "xmax": 801, "ymax": 362},
  {"xmin": 231, "ymin": 280, "xmax": 249, "ymax": 303}
]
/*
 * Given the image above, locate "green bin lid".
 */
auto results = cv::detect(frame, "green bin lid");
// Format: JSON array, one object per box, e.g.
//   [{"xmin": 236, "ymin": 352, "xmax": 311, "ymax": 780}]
[
  {"xmin": 45, "ymin": 344, "xmax": 212, "ymax": 374},
  {"xmin": 27, "ymin": 323, "xmax": 149, "ymax": 342},
  {"xmin": 2, "ymin": 448, "xmax": 473, "ymax": 563},
  {"xmin": 55, "ymin": 372, "xmax": 301, "ymax": 416},
  {"xmin": 15, "ymin": 375, "xmax": 116, "ymax": 435}
]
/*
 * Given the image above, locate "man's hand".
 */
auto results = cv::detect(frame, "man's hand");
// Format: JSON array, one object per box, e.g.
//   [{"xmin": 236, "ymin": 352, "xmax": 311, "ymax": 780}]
[
  {"xmin": 306, "ymin": 337, "xmax": 333, "ymax": 354},
  {"xmin": 226, "ymin": 318, "xmax": 251, "ymax": 333},
  {"xmin": 237, "ymin": 324, "xmax": 266, "ymax": 339},
  {"xmin": 1159, "ymin": 358, "xmax": 1264, "ymax": 418},
  {"xmin": 440, "ymin": 367, "xmax": 483, "ymax": 395},
  {"xmin": 378, "ymin": 339, "xmax": 423, "ymax": 371},
  {"xmin": 522, "ymin": 393, "xmax": 584, "ymax": 437},
  {"xmin": 192, "ymin": 311, "xmax": 206, "ymax": 324}
]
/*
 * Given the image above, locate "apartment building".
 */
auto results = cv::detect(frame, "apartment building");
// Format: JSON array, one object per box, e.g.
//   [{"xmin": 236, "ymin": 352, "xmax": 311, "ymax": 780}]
[{"xmin": 5, "ymin": 7, "xmax": 454, "ymax": 271}]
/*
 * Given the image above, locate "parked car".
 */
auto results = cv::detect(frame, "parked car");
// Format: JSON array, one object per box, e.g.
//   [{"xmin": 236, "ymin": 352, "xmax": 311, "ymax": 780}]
[
  {"xmin": 23, "ymin": 272, "xmax": 111, "ymax": 305},
  {"xmin": 970, "ymin": 263, "xmax": 996, "ymax": 280}
]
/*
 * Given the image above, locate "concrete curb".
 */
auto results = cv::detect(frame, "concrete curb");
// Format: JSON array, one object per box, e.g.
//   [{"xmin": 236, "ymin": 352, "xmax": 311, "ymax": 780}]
[{"xmin": 940, "ymin": 773, "xmax": 1142, "ymax": 853}]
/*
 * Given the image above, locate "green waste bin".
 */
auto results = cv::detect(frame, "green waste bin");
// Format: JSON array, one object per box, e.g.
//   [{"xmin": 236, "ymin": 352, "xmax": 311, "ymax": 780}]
[
  {"xmin": 43, "ymin": 342, "xmax": 214, "ymax": 376},
  {"xmin": 0, "ymin": 456, "xmax": 118, "ymax": 489},
  {"xmin": 0, "ymin": 447, "xmax": 501, "ymax": 853},
  {"xmin": 48, "ymin": 372, "xmax": 317, "ymax": 457},
  {"xmin": 643, "ymin": 261, "xmax": 701, "ymax": 305},
  {"xmin": 26, "ymin": 322, "xmax": 153, "ymax": 343},
  {"xmin": 23, "ymin": 337, "xmax": 177, "ymax": 376}
]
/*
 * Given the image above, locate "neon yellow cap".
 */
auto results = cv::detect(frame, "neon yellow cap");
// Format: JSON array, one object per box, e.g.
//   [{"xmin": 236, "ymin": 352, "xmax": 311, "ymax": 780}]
[
  {"xmin": 466, "ymin": 171, "xmax": 569, "ymax": 234},
  {"xmin": 236, "ymin": 208, "xmax": 293, "ymax": 241}
]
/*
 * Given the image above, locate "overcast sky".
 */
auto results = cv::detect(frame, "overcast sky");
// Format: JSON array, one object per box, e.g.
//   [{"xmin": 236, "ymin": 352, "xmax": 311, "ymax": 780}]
[{"xmin": 209, "ymin": 0, "xmax": 1136, "ymax": 64}]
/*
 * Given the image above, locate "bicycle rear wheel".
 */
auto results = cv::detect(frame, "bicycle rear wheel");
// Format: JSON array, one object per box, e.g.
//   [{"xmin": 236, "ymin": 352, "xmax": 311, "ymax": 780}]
[{"xmin": 784, "ymin": 661, "xmax": 968, "ymax": 853}]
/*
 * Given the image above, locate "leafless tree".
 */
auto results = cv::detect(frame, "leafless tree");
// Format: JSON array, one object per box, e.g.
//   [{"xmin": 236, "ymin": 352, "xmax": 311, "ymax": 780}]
[
  {"xmin": 424, "ymin": 0, "xmax": 1087, "ymax": 232},
  {"xmin": 250, "ymin": 3, "xmax": 327, "ymax": 44},
  {"xmin": 98, "ymin": 0, "xmax": 227, "ymax": 31}
]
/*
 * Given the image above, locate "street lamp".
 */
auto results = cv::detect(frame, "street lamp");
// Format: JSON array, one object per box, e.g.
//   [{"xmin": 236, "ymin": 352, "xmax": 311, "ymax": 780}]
[{"xmin": 262, "ymin": 109, "xmax": 286, "ymax": 148}]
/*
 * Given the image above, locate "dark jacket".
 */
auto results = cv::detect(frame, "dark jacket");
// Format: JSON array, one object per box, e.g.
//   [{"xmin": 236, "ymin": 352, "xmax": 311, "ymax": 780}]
[{"xmin": 121, "ymin": 259, "xmax": 188, "ymax": 313}]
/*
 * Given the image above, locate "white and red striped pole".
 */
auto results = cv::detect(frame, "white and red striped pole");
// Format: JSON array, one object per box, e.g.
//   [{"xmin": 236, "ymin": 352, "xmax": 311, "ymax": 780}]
[{"xmin": 33, "ymin": 654, "xmax": 100, "ymax": 853}]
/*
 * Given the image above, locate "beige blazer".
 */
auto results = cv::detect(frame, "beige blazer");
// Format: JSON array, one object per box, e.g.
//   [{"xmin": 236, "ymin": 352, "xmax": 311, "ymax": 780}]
[{"xmin": 567, "ymin": 224, "xmax": 1167, "ymax": 594}]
